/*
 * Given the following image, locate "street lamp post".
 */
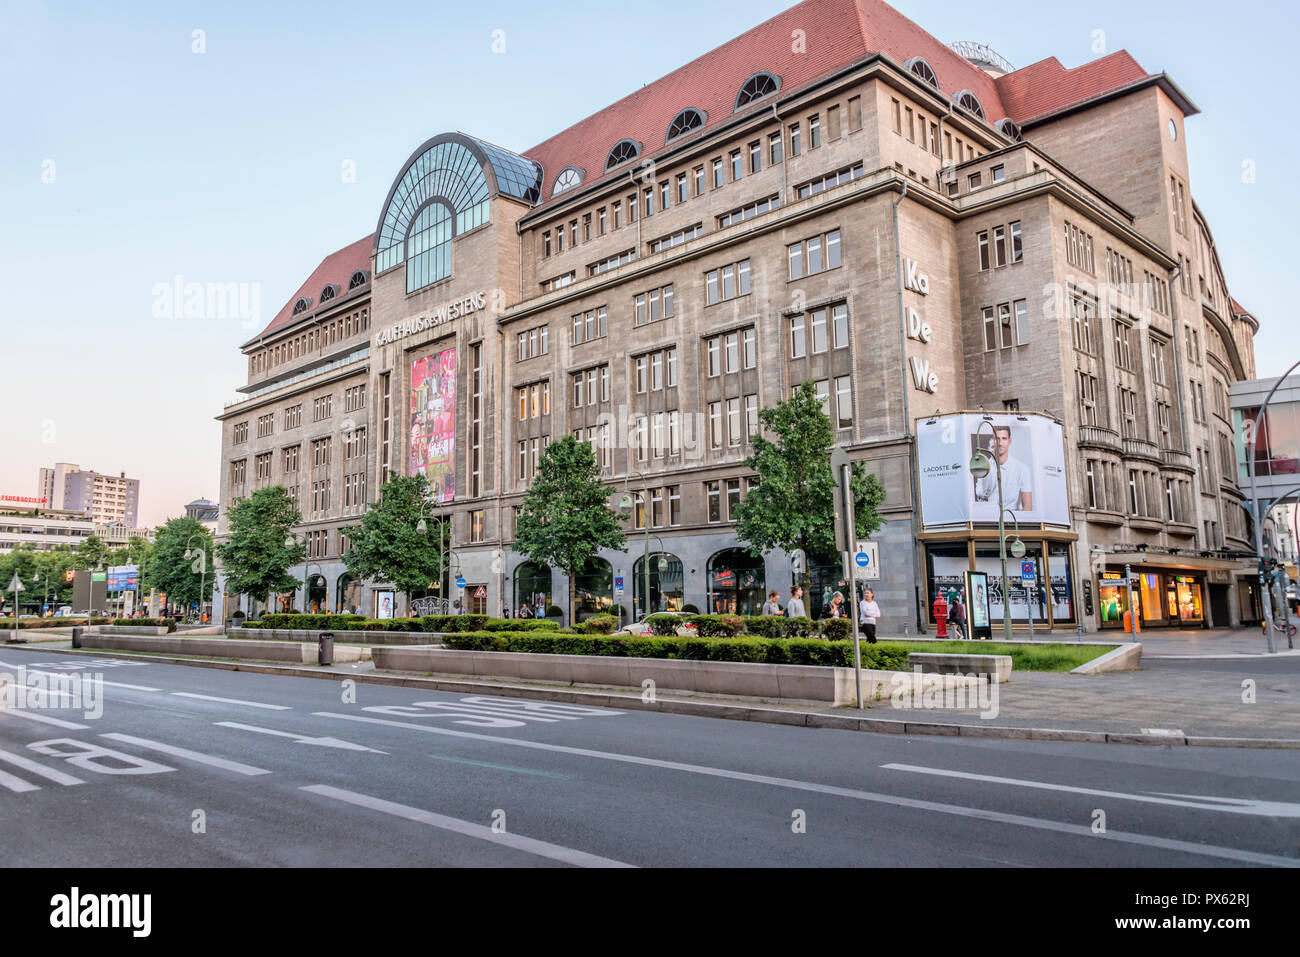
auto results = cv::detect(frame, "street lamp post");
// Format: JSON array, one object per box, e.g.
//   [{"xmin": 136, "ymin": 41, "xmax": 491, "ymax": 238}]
[
  {"xmin": 416, "ymin": 504, "xmax": 456, "ymax": 615},
  {"xmin": 284, "ymin": 534, "xmax": 326, "ymax": 614},
  {"xmin": 1248, "ymin": 484, "xmax": 1300, "ymax": 649},
  {"xmin": 1247, "ymin": 360, "xmax": 1300, "ymax": 653},
  {"xmin": 968, "ymin": 420, "xmax": 1022, "ymax": 642},
  {"xmin": 613, "ymin": 470, "xmax": 669, "ymax": 620},
  {"xmin": 183, "ymin": 532, "xmax": 208, "ymax": 622}
]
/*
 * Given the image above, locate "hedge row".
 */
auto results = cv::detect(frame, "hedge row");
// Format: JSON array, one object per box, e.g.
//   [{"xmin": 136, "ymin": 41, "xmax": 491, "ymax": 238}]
[
  {"xmin": 241, "ymin": 614, "xmax": 563, "ymax": 634},
  {"xmin": 646, "ymin": 614, "xmax": 852, "ymax": 640},
  {"xmin": 0, "ymin": 617, "xmax": 109, "ymax": 629},
  {"xmin": 442, "ymin": 631, "xmax": 910, "ymax": 669},
  {"xmin": 112, "ymin": 618, "xmax": 178, "ymax": 632}
]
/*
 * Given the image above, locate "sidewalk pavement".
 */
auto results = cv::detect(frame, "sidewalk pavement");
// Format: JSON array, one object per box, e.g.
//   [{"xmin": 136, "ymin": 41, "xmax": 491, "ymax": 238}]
[{"xmin": 13, "ymin": 636, "xmax": 1300, "ymax": 746}]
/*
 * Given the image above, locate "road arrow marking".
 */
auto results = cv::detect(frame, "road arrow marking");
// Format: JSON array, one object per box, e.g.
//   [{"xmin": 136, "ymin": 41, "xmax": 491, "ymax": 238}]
[
  {"xmin": 215, "ymin": 721, "xmax": 387, "ymax": 753},
  {"xmin": 881, "ymin": 763, "xmax": 1300, "ymax": 818}
]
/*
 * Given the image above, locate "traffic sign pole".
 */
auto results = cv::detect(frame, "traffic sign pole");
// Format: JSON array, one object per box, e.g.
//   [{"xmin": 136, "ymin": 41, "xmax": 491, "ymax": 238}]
[
  {"xmin": 1021, "ymin": 560, "xmax": 1036, "ymax": 643},
  {"xmin": 832, "ymin": 451, "xmax": 863, "ymax": 710},
  {"xmin": 1124, "ymin": 563, "xmax": 1137, "ymax": 643},
  {"xmin": 8, "ymin": 574, "xmax": 26, "ymax": 644}
]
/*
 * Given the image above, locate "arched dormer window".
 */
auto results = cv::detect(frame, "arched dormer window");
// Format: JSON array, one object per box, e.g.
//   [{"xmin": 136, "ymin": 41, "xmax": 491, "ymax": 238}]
[
  {"xmin": 318, "ymin": 284, "xmax": 337, "ymax": 304},
  {"xmin": 955, "ymin": 90, "xmax": 985, "ymax": 120},
  {"xmin": 292, "ymin": 297, "xmax": 310, "ymax": 315},
  {"xmin": 551, "ymin": 166, "xmax": 584, "ymax": 197},
  {"xmin": 666, "ymin": 108, "xmax": 706, "ymax": 142},
  {"xmin": 348, "ymin": 270, "xmax": 368, "ymax": 290},
  {"xmin": 605, "ymin": 139, "xmax": 641, "ymax": 171},
  {"xmin": 904, "ymin": 57, "xmax": 940, "ymax": 90},
  {"xmin": 735, "ymin": 71, "xmax": 780, "ymax": 110},
  {"xmin": 996, "ymin": 118, "xmax": 1022, "ymax": 142}
]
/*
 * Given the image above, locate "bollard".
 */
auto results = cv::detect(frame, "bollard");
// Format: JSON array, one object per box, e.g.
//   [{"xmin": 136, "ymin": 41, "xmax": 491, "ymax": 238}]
[
  {"xmin": 71, "ymin": 626, "xmax": 82, "ymax": 649},
  {"xmin": 318, "ymin": 631, "xmax": 334, "ymax": 666}
]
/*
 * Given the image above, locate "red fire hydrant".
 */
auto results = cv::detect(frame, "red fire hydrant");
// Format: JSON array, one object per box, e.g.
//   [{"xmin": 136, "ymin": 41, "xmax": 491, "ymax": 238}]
[{"xmin": 932, "ymin": 591, "xmax": 949, "ymax": 638}]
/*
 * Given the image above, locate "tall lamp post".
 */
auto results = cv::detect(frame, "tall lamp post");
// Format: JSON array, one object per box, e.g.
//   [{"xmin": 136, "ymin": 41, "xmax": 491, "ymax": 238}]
[
  {"xmin": 612, "ymin": 471, "xmax": 669, "ymax": 620},
  {"xmin": 1247, "ymin": 360, "xmax": 1300, "ymax": 653},
  {"xmin": 968, "ymin": 420, "xmax": 1022, "ymax": 641},
  {"xmin": 284, "ymin": 534, "xmax": 326, "ymax": 613},
  {"xmin": 183, "ymin": 532, "xmax": 208, "ymax": 622},
  {"xmin": 1247, "ymin": 484, "xmax": 1300, "ymax": 649},
  {"xmin": 416, "ymin": 505, "xmax": 456, "ymax": 615}
]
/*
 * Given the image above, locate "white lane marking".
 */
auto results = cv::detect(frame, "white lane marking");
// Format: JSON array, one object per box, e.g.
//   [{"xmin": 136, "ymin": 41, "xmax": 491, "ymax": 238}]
[
  {"xmin": 0, "ymin": 748, "xmax": 83, "ymax": 786},
  {"xmin": 881, "ymin": 763, "xmax": 1300, "ymax": 819},
  {"xmin": 1140, "ymin": 728, "xmax": 1185, "ymax": 736},
  {"xmin": 0, "ymin": 708, "xmax": 89, "ymax": 729},
  {"xmin": 0, "ymin": 766, "xmax": 39, "ymax": 793},
  {"xmin": 314, "ymin": 711, "xmax": 1299, "ymax": 868},
  {"xmin": 301, "ymin": 784, "xmax": 633, "ymax": 868},
  {"xmin": 99, "ymin": 680, "xmax": 161, "ymax": 692},
  {"xmin": 171, "ymin": 692, "xmax": 290, "ymax": 711},
  {"xmin": 99, "ymin": 733, "xmax": 271, "ymax": 776},
  {"xmin": 215, "ymin": 722, "xmax": 387, "ymax": 753}
]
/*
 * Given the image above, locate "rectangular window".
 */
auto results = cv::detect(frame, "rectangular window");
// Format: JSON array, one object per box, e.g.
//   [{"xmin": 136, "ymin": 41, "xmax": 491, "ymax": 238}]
[
  {"xmin": 848, "ymin": 95, "xmax": 861, "ymax": 131},
  {"xmin": 666, "ymin": 349, "xmax": 677, "ymax": 387},
  {"xmin": 724, "ymin": 332, "xmax": 739, "ymax": 373},
  {"xmin": 742, "ymin": 327, "xmax": 756, "ymax": 368},
  {"xmin": 789, "ymin": 123, "xmax": 801, "ymax": 156},
  {"xmin": 651, "ymin": 352, "xmax": 663, "ymax": 390},
  {"xmin": 827, "ymin": 105, "xmax": 841, "ymax": 141},
  {"xmin": 706, "ymin": 481, "xmax": 721, "ymax": 523},
  {"xmin": 998, "ymin": 303, "xmax": 1013, "ymax": 349},
  {"xmin": 982, "ymin": 306, "xmax": 997, "ymax": 351},
  {"xmin": 1113, "ymin": 318, "xmax": 1133, "ymax": 369},
  {"xmin": 788, "ymin": 241, "xmax": 803, "ymax": 280},
  {"xmin": 727, "ymin": 398, "xmax": 741, "ymax": 446},
  {"xmin": 1014, "ymin": 300, "xmax": 1029, "ymax": 345},
  {"xmin": 810, "ymin": 308, "xmax": 828, "ymax": 354},
  {"xmin": 709, "ymin": 402, "xmax": 723, "ymax": 449},
  {"xmin": 712, "ymin": 158, "xmax": 723, "ymax": 188},
  {"xmin": 693, "ymin": 166, "xmax": 704, "ymax": 195},
  {"xmin": 644, "ymin": 188, "xmax": 653, "ymax": 217},
  {"xmin": 707, "ymin": 338, "xmax": 720, "ymax": 377},
  {"xmin": 659, "ymin": 180, "xmax": 670, "ymax": 211},
  {"xmin": 808, "ymin": 114, "xmax": 820, "ymax": 148},
  {"xmin": 726, "ymin": 479, "xmax": 742, "ymax": 521},
  {"xmin": 993, "ymin": 226, "xmax": 1007, "ymax": 267},
  {"xmin": 1010, "ymin": 221, "xmax": 1023, "ymax": 263},
  {"xmin": 977, "ymin": 231, "xmax": 990, "ymax": 271},
  {"xmin": 730, "ymin": 150, "xmax": 742, "ymax": 180},
  {"xmin": 835, "ymin": 376, "xmax": 852, "ymax": 429},
  {"xmin": 582, "ymin": 213, "xmax": 591, "ymax": 242},
  {"xmin": 676, "ymin": 173, "xmax": 687, "ymax": 204},
  {"xmin": 669, "ymin": 486, "xmax": 681, "ymax": 526},
  {"xmin": 790, "ymin": 314, "xmax": 807, "ymax": 358},
  {"xmin": 968, "ymin": 171, "xmax": 982, "ymax": 191},
  {"xmin": 704, "ymin": 259, "xmax": 750, "ymax": 304},
  {"xmin": 769, "ymin": 132, "xmax": 783, "ymax": 165},
  {"xmin": 749, "ymin": 140, "xmax": 761, "ymax": 173},
  {"xmin": 745, "ymin": 394, "xmax": 759, "ymax": 440},
  {"xmin": 635, "ymin": 355, "xmax": 648, "ymax": 393},
  {"xmin": 991, "ymin": 164, "xmax": 1005, "ymax": 183}
]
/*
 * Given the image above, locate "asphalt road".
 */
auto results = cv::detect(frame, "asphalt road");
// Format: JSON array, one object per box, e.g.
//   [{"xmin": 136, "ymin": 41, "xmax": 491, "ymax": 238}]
[{"xmin": 1, "ymin": 646, "xmax": 1297, "ymax": 867}]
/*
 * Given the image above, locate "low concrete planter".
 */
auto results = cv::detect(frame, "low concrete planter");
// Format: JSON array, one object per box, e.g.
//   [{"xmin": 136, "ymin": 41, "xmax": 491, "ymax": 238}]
[
  {"xmin": 227, "ymin": 627, "xmax": 434, "ymax": 645},
  {"xmin": 371, "ymin": 647, "xmax": 995, "ymax": 705},
  {"xmin": 82, "ymin": 634, "xmax": 369, "ymax": 663},
  {"xmin": 909, "ymin": 652, "xmax": 1012, "ymax": 682},
  {"xmin": 1071, "ymin": 642, "xmax": 1142, "ymax": 674},
  {"xmin": 96, "ymin": 625, "xmax": 170, "ymax": 636}
]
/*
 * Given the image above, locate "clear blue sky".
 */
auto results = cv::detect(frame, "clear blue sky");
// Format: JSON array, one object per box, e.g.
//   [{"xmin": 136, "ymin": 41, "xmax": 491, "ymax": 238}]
[{"xmin": 1, "ymin": 0, "xmax": 1294, "ymax": 526}]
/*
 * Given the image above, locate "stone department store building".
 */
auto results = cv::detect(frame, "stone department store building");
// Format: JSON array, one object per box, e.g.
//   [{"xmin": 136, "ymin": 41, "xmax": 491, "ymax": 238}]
[{"xmin": 215, "ymin": 0, "xmax": 1262, "ymax": 632}]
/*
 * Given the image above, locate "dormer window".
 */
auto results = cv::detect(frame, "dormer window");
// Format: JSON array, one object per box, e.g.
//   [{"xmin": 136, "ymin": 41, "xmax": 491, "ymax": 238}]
[
  {"xmin": 955, "ymin": 90, "xmax": 985, "ymax": 120},
  {"xmin": 735, "ymin": 72, "xmax": 780, "ymax": 110},
  {"xmin": 605, "ymin": 140, "xmax": 641, "ymax": 171},
  {"xmin": 666, "ymin": 108, "xmax": 706, "ymax": 142},
  {"xmin": 318, "ymin": 284, "xmax": 337, "ymax": 304},
  {"xmin": 551, "ymin": 166, "xmax": 584, "ymax": 197},
  {"xmin": 292, "ymin": 297, "xmax": 310, "ymax": 315},
  {"xmin": 904, "ymin": 57, "xmax": 940, "ymax": 90},
  {"xmin": 348, "ymin": 270, "xmax": 368, "ymax": 290},
  {"xmin": 996, "ymin": 118, "xmax": 1022, "ymax": 142}
]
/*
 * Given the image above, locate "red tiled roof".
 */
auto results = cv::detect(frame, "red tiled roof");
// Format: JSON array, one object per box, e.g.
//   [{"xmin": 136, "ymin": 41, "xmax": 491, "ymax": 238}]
[
  {"xmin": 1231, "ymin": 297, "xmax": 1252, "ymax": 317},
  {"xmin": 246, "ymin": 235, "xmax": 373, "ymax": 345},
  {"xmin": 995, "ymin": 51, "xmax": 1149, "ymax": 125},
  {"xmin": 523, "ymin": 0, "xmax": 1010, "ymax": 209}
]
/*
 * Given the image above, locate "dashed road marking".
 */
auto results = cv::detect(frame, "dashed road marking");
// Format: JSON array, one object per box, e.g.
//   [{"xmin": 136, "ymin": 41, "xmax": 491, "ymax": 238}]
[
  {"xmin": 301, "ymin": 784, "xmax": 633, "ymax": 868},
  {"xmin": 0, "ymin": 708, "xmax": 89, "ymax": 730},
  {"xmin": 100, "ymin": 733, "xmax": 271, "ymax": 776},
  {"xmin": 171, "ymin": 692, "xmax": 290, "ymax": 711}
]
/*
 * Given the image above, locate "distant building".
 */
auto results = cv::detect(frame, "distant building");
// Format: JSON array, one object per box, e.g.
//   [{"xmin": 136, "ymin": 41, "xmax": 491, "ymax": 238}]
[
  {"xmin": 0, "ymin": 500, "xmax": 94, "ymax": 554},
  {"xmin": 38, "ymin": 463, "xmax": 141, "ymax": 527},
  {"xmin": 185, "ymin": 498, "xmax": 220, "ymax": 534}
]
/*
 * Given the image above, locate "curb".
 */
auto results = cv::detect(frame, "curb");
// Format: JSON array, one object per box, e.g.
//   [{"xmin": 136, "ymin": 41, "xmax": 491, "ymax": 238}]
[{"xmin": 20, "ymin": 645, "xmax": 1300, "ymax": 750}]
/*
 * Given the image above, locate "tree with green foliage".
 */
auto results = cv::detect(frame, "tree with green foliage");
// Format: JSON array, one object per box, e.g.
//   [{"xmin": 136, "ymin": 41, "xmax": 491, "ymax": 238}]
[
  {"xmin": 341, "ymin": 474, "xmax": 447, "ymax": 612},
  {"xmin": 733, "ymin": 380, "xmax": 886, "ymax": 592},
  {"xmin": 215, "ymin": 486, "xmax": 305, "ymax": 611},
  {"xmin": 74, "ymin": 534, "xmax": 108, "ymax": 570},
  {"xmin": 147, "ymin": 518, "xmax": 215, "ymax": 611},
  {"xmin": 514, "ymin": 435, "xmax": 626, "ymax": 623}
]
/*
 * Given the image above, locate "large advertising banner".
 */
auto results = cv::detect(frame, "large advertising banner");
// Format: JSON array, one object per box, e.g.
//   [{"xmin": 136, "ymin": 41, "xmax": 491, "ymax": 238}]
[
  {"xmin": 411, "ymin": 348, "xmax": 456, "ymax": 502},
  {"xmin": 916, "ymin": 412, "xmax": 1069, "ymax": 527}
]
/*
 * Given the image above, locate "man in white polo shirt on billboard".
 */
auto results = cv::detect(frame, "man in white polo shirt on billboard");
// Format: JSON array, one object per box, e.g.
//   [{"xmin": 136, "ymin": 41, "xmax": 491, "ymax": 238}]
[{"xmin": 974, "ymin": 425, "xmax": 1033, "ymax": 511}]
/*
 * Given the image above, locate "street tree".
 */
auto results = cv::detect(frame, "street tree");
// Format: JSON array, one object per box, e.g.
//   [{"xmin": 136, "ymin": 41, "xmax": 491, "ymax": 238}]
[
  {"xmin": 148, "ymin": 518, "xmax": 216, "ymax": 611},
  {"xmin": 732, "ymin": 379, "xmax": 886, "ymax": 593},
  {"xmin": 514, "ymin": 435, "xmax": 626, "ymax": 622},
  {"xmin": 215, "ymin": 486, "xmax": 304, "ymax": 612},
  {"xmin": 74, "ymin": 535, "xmax": 109, "ymax": 570},
  {"xmin": 341, "ymin": 474, "xmax": 447, "ymax": 613}
]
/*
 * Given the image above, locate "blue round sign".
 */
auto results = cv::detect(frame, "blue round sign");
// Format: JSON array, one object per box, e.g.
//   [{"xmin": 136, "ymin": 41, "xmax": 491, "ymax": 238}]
[
  {"xmin": 456, "ymin": 577, "xmax": 467, "ymax": 589},
  {"xmin": 855, "ymin": 552, "xmax": 870, "ymax": 567}
]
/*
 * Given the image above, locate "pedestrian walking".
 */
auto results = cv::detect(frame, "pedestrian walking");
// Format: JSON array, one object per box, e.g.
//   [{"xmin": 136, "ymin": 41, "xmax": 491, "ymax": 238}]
[
  {"xmin": 858, "ymin": 588, "xmax": 881, "ymax": 644},
  {"xmin": 761, "ymin": 591, "xmax": 783, "ymax": 616},
  {"xmin": 948, "ymin": 592, "xmax": 966, "ymax": 640},
  {"xmin": 519, "ymin": 603, "xmax": 532, "ymax": 619},
  {"xmin": 786, "ymin": 586, "xmax": 807, "ymax": 620}
]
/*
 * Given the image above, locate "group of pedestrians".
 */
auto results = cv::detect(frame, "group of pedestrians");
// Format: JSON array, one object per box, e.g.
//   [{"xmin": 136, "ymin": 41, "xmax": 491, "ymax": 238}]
[{"xmin": 759, "ymin": 585, "xmax": 882, "ymax": 643}]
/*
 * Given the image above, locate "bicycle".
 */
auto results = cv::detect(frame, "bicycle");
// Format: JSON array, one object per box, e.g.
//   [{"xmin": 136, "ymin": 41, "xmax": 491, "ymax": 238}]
[{"xmin": 1262, "ymin": 616, "xmax": 1297, "ymax": 638}]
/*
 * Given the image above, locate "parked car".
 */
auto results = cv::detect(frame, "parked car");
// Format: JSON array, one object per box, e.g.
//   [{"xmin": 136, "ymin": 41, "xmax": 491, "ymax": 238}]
[{"xmin": 617, "ymin": 611, "xmax": 697, "ymax": 637}]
